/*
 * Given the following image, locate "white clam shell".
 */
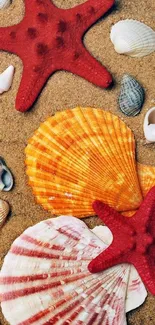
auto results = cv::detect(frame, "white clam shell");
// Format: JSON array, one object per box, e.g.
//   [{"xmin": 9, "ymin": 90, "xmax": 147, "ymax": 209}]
[
  {"xmin": 0, "ymin": 0, "xmax": 11, "ymax": 9},
  {"xmin": 119, "ymin": 74, "xmax": 145, "ymax": 116},
  {"xmin": 0, "ymin": 199, "xmax": 9, "ymax": 228},
  {"xmin": 0, "ymin": 65, "xmax": 14, "ymax": 94},
  {"xmin": 110, "ymin": 19, "xmax": 155, "ymax": 57},
  {"xmin": 144, "ymin": 107, "xmax": 155, "ymax": 143},
  {"xmin": 0, "ymin": 157, "xmax": 14, "ymax": 191},
  {"xmin": 0, "ymin": 216, "xmax": 147, "ymax": 325}
]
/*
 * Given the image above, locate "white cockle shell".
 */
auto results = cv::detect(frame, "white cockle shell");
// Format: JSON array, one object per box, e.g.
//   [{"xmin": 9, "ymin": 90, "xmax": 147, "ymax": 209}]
[
  {"xmin": 0, "ymin": 199, "xmax": 10, "ymax": 228},
  {"xmin": 110, "ymin": 19, "xmax": 155, "ymax": 57},
  {"xmin": 0, "ymin": 0, "xmax": 11, "ymax": 9},
  {"xmin": 144, "ymin": 107, "xmax": 155, "ymax": 143},
  {"xmin": 0, "ymin": 65, "xmax": 14, "ymax": 94},
  {"xmin": 0, "ymin": 216, "xmax": 147, "ymax": 325},
  {"xmin": 119, "ymin": 74, "xmax": 145, "ymax": 116}
]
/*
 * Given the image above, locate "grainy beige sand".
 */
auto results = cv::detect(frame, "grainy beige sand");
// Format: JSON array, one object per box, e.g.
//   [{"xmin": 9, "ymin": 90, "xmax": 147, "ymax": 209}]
[{"xmin": 0, "ymin": 0, "xmax": 155, "ymax": 324}]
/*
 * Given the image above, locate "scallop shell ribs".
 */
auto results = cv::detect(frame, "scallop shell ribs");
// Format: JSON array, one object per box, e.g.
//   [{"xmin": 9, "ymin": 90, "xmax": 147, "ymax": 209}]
[
  {"xmin": 25, "ymin": 107, "xmax": 143, "ymax": 217},
  {"xmin": 0, "ymin": 216, "xmax": 147, "ymax": 325}
]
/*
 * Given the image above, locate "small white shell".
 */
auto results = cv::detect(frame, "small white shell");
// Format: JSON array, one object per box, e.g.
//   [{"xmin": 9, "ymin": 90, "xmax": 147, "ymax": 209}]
[
  {"xmin": 0, "ymin": 199, "xmax": 9, "ymax": 228},
  {"xmin": 110, "ymin": 19, "xmax": 155, "ymax": 57},
  {"xmin": 0, "ymin": 157, "xmax": 13, "ymax": 191},
  {"xmin": 0, "ymin": 0, "xmax": 11, "ymax": 9},
  {"xmin": 0, "ymin": 65, "xmax": 14, "ymax": 94},
  {"xmin": 119, "ymin": 74, "xmax": 145, "ymax": 116},
  {"xmin": 143, "ymin": 107, "xmax": 155, "ymax": 142},
  {"xmin": 0, "ymin": 217, "xmax": 147, "ymax": 325}
]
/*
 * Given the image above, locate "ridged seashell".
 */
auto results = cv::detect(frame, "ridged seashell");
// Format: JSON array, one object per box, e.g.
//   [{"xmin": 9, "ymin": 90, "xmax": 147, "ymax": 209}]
[
  {"xmin": 25, "ymin": 107, "xmax": 143, "ymax": 217},
  {"xmin": 122, "ymin": 162, "xmax": 155, "ymax": 217},
  {"xmin": 137, "ymin": 163, "xmax": 155, "ymax": 197},
  {"xmin": 0, "ymin": 157, "xmax": 13, "ymax": 191},
  {"xmin": 110, "ymin": 19, "xmax": 155, "ymax": 57},
  {"xmin": 0, "ymin": 199, "xmax": 9, "ymax": 228},
  {"xmin": 0, "ymin": 0, "xmax": 11, "ymax": 9},
  {"xmin": 118, "ymin": 74, "xmax": 145, "ymax": 116},
  {"xmin": 0, "ymin": 216, "xmax": 147, "ymax": 325},
  {"xmin": 143, "ymin": 107, "xmax": 155, "ymax": 142},
  {"xmin": 0, "ymin": 65, "xmax": 14, "ymax": 94}
]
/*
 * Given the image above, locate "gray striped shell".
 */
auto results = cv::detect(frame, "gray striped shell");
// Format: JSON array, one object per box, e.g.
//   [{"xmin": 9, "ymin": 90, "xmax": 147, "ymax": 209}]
[{"xmin": 118, "ymin": 74, "xmax": 145, "ymax": 116}]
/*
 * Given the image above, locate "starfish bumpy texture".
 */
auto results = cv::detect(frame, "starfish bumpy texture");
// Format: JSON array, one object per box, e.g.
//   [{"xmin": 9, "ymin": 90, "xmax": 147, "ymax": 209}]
[
  {"xmin": 0, "ymin": 0, "xmax": 114, "ymax": 112},
  {"xmin": 88, "ymin": 186, "xmax": 155, "ymax": 295}
]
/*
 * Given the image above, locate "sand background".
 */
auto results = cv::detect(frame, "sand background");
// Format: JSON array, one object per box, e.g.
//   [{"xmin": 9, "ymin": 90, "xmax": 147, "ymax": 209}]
[{"xmin": 0, "ymin": 0, "xmax": 155, "ymax": 324}]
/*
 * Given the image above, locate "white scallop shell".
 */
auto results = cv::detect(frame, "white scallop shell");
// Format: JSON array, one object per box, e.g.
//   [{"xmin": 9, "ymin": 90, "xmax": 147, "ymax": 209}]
[
  {"xmin": 0, "ymin": 199, "xmax": 9, "ymax": 228},
  {"xmin": 143, "ymin": 107, "xmax": 155, "ymax": 143},
  {"xmin": 110, "ymin": 19, "xmax": 155, "ymax": 57},
  {"xmin": 119, "ymin": 74, "xmax": 145, "ymax": 116},
  {"xmin": 0, "ymin": 0, "xmax": 11, "ymax": 9},
  {"xmin": 0, "ymin": 65, "xmax": 14, "ymax": 94},
  {"xmin": 0, "ymin": 216, "xmax": 147, "ymax": 325},
  {"xmin": 0, "ymin": 157, "xmax": 13, "ymax": 191}
]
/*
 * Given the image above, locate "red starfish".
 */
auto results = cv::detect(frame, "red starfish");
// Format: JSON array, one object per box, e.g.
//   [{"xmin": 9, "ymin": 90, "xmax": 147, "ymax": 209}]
[
  {"xmin": 88, "ymin": 186, "xmax": 155, "ymax": 295},
  {"xmin": 0, "ymin": 0, "xmax": 114, "ymax": 112}
]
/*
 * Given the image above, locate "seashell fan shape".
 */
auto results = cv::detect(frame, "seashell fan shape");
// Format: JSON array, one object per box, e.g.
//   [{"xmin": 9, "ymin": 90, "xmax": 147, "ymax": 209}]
[
  {"xmin": 25, "ymin": 107, "xmax": 143, "ymax": 217},
  {"xmin": 110, "ymin": 19, "xmax": 155, "ymax": 57},
  {"xmin": 0, "ymin": 216, "xmax": 147, "ymax": 325},
  {"xmin": 118, "ymin": 74, "xmax": 145, "ymax": 116}
]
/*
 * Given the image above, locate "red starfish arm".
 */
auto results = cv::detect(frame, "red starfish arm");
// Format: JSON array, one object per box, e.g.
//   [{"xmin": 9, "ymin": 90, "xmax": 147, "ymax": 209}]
[
  {"xmin": 0, "ymin": 26, "xmax": 20, "ymax": 54},
  {"xmin": 130, "ymin": 187, "xmax": 155, "ymax": 231},
  {"xmin": 24, "ymin": 0, "xmax": 56, "ymax": 11},
  {"xmin": 129, "ymin": 255, "xmax": 155, "ymax": 295},
  {"xmin": 93, "ymin": 200, "xmax": 134, "ymax": 235},
  {"xmin": 15, "ymin": 63, "xmax": 55, "ymax": 112},
  {"xmin": 88, "ymin": 238, "xmax": 127, "ymax": 273},
  {"xmin": 63, "ymin": 44, "xmax": 112, "ymax": 88},
  {"xmin": 68, "ymin": 0, "xmax": 114, "ymax": 33}
]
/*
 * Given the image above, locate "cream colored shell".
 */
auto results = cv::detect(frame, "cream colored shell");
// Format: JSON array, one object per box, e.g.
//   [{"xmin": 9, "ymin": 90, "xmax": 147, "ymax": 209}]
[
  {"xmin": 0, "ymin": 0, "xmax": 11, "ymax": 9},
  {"xmin": 0, "ymin": 66, "xmax": 14, "ymax": 94},
  {"xmin": 110, "ymin": 19, "xmax": 155, "ymax": 57},
  {"xmin": 143, "ymin": 107, "xmax": 155, "ymax": 142},
  {"xmin": 0, "ymin": 199, "xmax": 9, "ymax": 228}
]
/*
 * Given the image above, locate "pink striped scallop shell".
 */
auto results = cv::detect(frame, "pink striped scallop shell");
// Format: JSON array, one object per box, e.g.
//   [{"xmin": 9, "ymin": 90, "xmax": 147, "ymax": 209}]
[{"xmin": 0, "ymin": 216, "xmax": 147, "ymax": 325}]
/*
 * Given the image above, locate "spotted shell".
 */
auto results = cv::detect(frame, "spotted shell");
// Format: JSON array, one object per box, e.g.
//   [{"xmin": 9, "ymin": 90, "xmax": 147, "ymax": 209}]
[
  {"xmin": 0, "ymin": 216, "xmax": 147, "ymax": 325},
  {"xmin": 118, "ymin": 74, "xmax": 145, "ymax": 116},
  {"xmin": 25, "ymin": 107, "xmax": 143, "ymax": 217},
  {"xmin": 0, "ymin": 199, "xmax": 9, "ymax": 228},
  {"xmin": 110, "ymin": 19, "xmax": 155, "ymax": 57}
]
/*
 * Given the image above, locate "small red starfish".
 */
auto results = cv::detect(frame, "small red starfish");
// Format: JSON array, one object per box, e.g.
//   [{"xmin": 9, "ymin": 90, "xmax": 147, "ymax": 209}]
[
  {"xmin": 88, "ymin": 186, "xmax": 155, "ymax": 295},
  {"xmin": 0, "ymin": 0, "xmax": 114, "ymax": 112}
]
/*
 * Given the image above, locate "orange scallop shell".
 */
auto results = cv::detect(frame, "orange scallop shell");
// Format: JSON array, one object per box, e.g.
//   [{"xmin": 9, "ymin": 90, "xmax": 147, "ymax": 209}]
[
  {"xmin": 137, "ymin": 163, "xmax": 155, "ymax": 196},
  {"xmin": 122, "ymin": 163, "xmax": 155, "ymax": 217},
  {"xmin": 25, "ymin": 107, "xmax": 143, "ymax": 217}
]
